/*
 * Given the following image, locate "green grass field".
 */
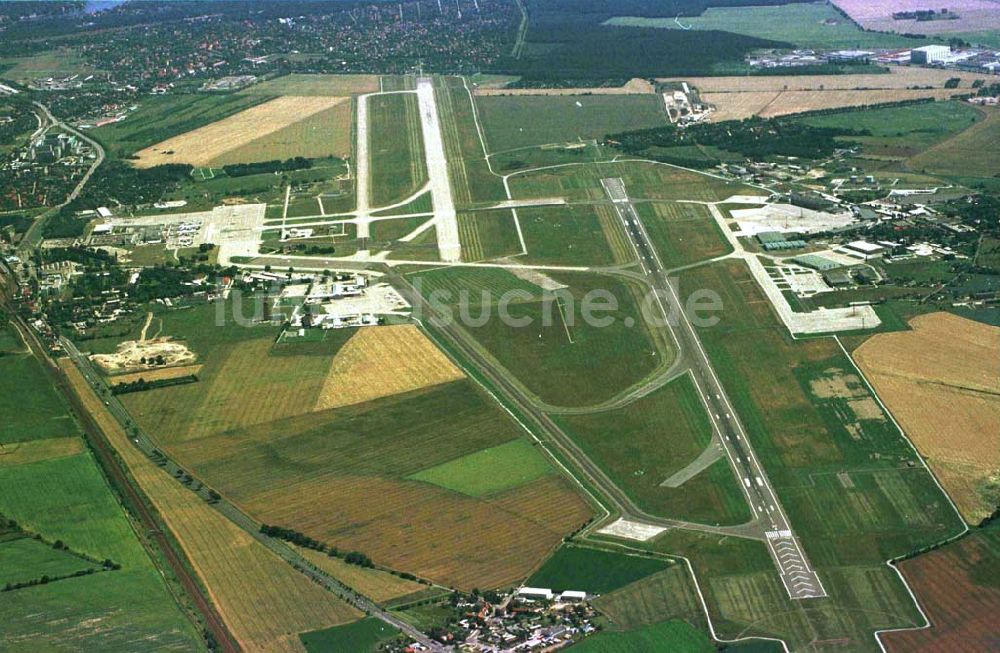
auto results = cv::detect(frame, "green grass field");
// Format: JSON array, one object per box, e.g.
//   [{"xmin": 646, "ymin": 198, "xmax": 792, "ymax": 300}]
[
  {"xmin": 606, "ymin": 2, "xmax": 932, "ymax": 49},
  {"xmin": 92, "ymin": 93, "xmax": 271, "ymax": 157},
  {"xmin": 300, "ymin": 617, "xmax": 398, "ymax": 652},
  {"xmin": 518, "ymin": 204, "xmax": 632, "ymax": 266},
  {"xmin": 0, "ymin": 454, "xmax": 202, "ymax": 651},
  {"xmin": 0, "ymin": 353, "xmax": 78, "ymax": 445},
  {"xmin": 435, "ymin": 79, "xmax": 508, "ymax": 207},
  {"xmin": 370, "ymin": 190, "xmax": 433, "ymax": 217},
  {"xmin": 907, "ymin": 107, "xmax": 1000, "ymax": 180},
  {"xmin": 407, "ymin": 438, "xmax": 553, "ymax": 497},
  {"xmin": 239, "ymin": 73, "xmax": 378, "ymax": 96},
  {"xmin": 476, "ymin": 95, "xmax": 667, "ymax": 152},
  {"xmin": 0, "ymin": 537, "xmax": 98, "ymax": 587},
  {"xmin": 795, "ymin": 100, "xmax": 983, "ymax": 158},
  {"xmin": 634, "ymin": 202, "xmax": 732, "ymax": 269},
  {"xmin": 559, "ymin": 374, "xmax": 751, "ymax": 525},
  {"xmin": 369, "ymin": 93, "xmax": 427, "ymax": 207},
  {"xmin": 526, "ymin": 545, "xmax": 668, "ymax": 594},
  {"xmin": 0, "ymin": 320, "xmax": 25, "ymax": 353},
  {"xmin": 572, "ymin": 619, "xmax": 714, "ymax": 653},
  {"xmin": 457, "ymin": 209, "xmax": 523, "ymax": 261},
  {"xmin": 412, "ymin": 268, "xmax": 667, "ymax": 408}
]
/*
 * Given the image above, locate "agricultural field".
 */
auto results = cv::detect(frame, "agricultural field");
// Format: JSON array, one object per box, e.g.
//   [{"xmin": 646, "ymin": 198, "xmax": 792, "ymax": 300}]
[
  {"xmin": 831, "ymin": 0, "xmax": 1000, "ymax": 36},
  {"xmin": 411, "ymin": 268, "xmax": 668, "ymax": 408},
  {"xmin": 853, "ymin": 312, "xmax": 1000, "ymax": 524},
  {"xmin": 608, "ymin": 2, "xmax": 932, "ymax": 49},
  {"xmin": 100, "ymin": 303, "xmax": 593, "ymax": 590},
  {"xmin": 93, "ymin": 93, "xmax": 271, "ymax": 158},
  {"xmin": 407, "ymin": 438, "xmax": 554, "ymax": 497},
  {"xmin": 0, "ymin": 452, "xmax": 202, "ymax": 651},
  {"xmin": 240, "ymin": 74, "xmax": 380, "ymax": 96},
  {"xmin": 794, "ymin": 100, "xmax": 983, "ymax": 157},
  {"xmin": 526, "ymin": 545, "xmax": 669, "ymax": 595},
  {"xmin": 475, "ymin": 94, "xmax": 666, "ymax": 152},
  {"xmin": 559, "ymin": 375, "xmax": 752, "ymax": 525},
  {"xmin": 300, "ymin": 618, "xmax": 399, "ymax": 653},
  {"xmin": 208, "ymin": 99, "xmax": 353, "ymax": 165},
  {"xmin": 0, "ymin": 352, "xmax": 78, "ymax": 445},
  {"xmin": 593, "ymin": 565, "xmax": 706, "ymax": 631},
  {"xmin": 131, "ymin": 96, "xmax": 348, "ymax": 168},
  {"xmin": 62, "ymin": 362, "xmax": 362, "ymax": 653},
  {"xmin": 0, "ymin": 537, "xmax": 100, "ymax": 587},
  {"xmin": 634, "ymin": 201, "xmax": 731, "ymax": 269},
  {"xmin": 571, "ymin": 619, "xmax": 714, "ymax": 653},
  {"xmin": 368, "ymin": 92, "xmax": 427, "ymax": 207},
  {"xmin": 517, "ymin": 204, "xmax": 633, "ymax": 267},
  {"xmin": 659, "ymin": 67, "xmax": 987, "ymax": 94},
  {"xmin": 702, "ymin": 89, "xmax": 968, "ymax": 121},
  {"xmin": 293, "ymin": 547, "xmax": 426, "ymax": 604},
  {"xmin": 313, "ymin": 324, "xmax": 466, "ymax": 411},
  {"xmin": 907, "ymin": 106, "xmax": 1000, "ymax": 180},
  {"xmin": 881, "ymin": 522, "xmax": 1000, "ymax": 652}
]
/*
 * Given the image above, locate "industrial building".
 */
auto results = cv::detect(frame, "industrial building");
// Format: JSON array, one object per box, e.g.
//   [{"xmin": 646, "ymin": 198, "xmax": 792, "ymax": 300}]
[{"xmin": 910, "ymin": 45, "xmax": 952, "ymax": 64}]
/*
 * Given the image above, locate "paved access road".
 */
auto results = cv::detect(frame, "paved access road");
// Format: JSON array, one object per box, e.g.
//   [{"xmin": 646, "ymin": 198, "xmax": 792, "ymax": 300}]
[{"xmin": 601, "ymin": 177, "xmax": 825, "ymax": 600}]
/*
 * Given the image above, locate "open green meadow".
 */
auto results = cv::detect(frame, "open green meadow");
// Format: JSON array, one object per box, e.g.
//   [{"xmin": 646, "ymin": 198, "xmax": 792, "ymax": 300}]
[
  {"xmin": 300, "ymin": 617, "xmax": 399, "ymax": 652},
  {"xmin": 369, "ymin": 92, "xmax": 427, "ymax": 207},
  {"xmin": 0, "ymin": 320, "xmax": 25, "ymax": 353},
  {"xmin": 606, "ymin": 2, "xmax": 931, "ymax": 50},
  {"xmin": 517, "ymin": 204, "xmax": 632, "ymax": 266},
  {"xmin": 239, "ymin": 73, "xmax": 379, "ymax": 96},
  {"xmin": 559, "ymin": 374, "xmax": 751, "ymax": 525},
  {"xmin": 476, "ymin": 95, "xmax": 667, "ymax": 152},
  {"xmin": 0, "ymin": 353, "xmax": 77, "ymax": 444},
  {"xmin": 526, "ymin": 545, "xmax": 668, "ymax": 594},
  {"xmin": 490, "ymin": 141, "xmax": 605, "ymax": 174},
  {"xmin": 907, "ymin": 107, "xmax": 1000, "ymax": 180},
  {"xmin": 407, "ymin": 438, "xmax": 553, "ymax": 497},
  {"xmin": 572, "ymin": 619, "xmax": 713, "ymax": 653},
  {"xmin": 92, "ymin": 93, "xmax": 271, "ymax": 157},
  {"xmin": 0, "ymin": 48, "xmax": 99, "ymax": 82},
  {"xmin": 411, "ymin": 268, "xmax": 668, "ymax": 408},
  {"xmin": 0, "ymin": 454, "xmax": 201, "ymax": 651},
  {"xmin": 371, "ymin": 190, "xmax": 432, "ymax": 217},
  {"xmin": 508, "ymin": 160, "xmax": 755, "ymax": 204},
  {"xmin": 0, "ymin": 537, "xmax": 99, "ymax": 587},
  {"xmin": 435, "ymin": 78, "xmax": 508, "ymax": 207},
  {"xmin": 635, "ymin": 201, "xmax": 731, "ymax": 269},
  {"xmin": 795, "ymin": 100, "xmax": 983, "ymax": 158},
  {"xmin": 458, "ymin": 209, "xmax": 523, "ymax": 261}
]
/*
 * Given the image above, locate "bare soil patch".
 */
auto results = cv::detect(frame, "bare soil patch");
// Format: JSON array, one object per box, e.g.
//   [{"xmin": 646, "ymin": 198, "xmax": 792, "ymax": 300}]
[
  {"xmin": 132, "ymin": 96, "xmax": 348, "ymax": 168},
  {"xmin": 314, "ymin": 325, "xmax": 465, "ymax": 411},
  {"xmin": 809, "ymin": 370, "xmax": 867, "ymax": 399},
  {"xmin": 109, "ymin": 364, "xmax": 203, "ymax": 386},
  {"xmin": 848, "ymin": 397, "xmax": 885, "ymax": 421},
  {"xmin": 0, "ymin": 437, "xmax": 85, "ymax": 466},
  {"xmin": 660, "ymin": 67, "xmax": 986, "ymax": 93},
  {"xmin": 90, "ymin": 338, "xmax": 196, "ymax": 375},
  {"xmin": 475, "ymin": 78, "xmax": 655, "ymax": 96},
  {"xmin": 702, "ymin": 88, "xmax": 967, "ymax": 121},
  {"xmin": 854, "ymin": 312, "xmax": 1000, "ymax": 523}
]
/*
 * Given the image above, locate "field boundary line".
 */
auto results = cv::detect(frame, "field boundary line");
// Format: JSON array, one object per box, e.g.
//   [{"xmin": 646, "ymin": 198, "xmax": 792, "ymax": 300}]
[{"xmin": 834, "ymin": 336, "xmax": 971, "ymax": 652}]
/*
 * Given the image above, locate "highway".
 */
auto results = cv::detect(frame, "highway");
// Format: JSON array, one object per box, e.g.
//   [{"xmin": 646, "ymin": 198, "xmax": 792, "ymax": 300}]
[{"xmin": 601, "ymin": 177, "xmax": 825, "ymax": 600}]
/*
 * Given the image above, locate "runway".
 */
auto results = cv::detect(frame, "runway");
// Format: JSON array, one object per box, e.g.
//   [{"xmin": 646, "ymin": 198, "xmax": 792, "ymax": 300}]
[{"xmin": 601, "ymin": 177, "xmax": 826, "ymax": 600}]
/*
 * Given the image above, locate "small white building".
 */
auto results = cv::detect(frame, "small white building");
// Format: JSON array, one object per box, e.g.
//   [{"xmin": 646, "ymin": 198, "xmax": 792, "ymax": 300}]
[
  {"xmin": 96, "ymin": 206, "xmax": 113, "ymax": 218},
  {"xmin": 559, "ymin": 591, "xmax": 587, "ymax": 602}
]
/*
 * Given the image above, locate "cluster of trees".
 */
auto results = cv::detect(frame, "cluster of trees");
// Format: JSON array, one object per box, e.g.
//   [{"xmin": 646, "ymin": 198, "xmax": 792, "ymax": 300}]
[
  {"xmin": 110, "ymin": 375, "xmax": 198, "ymax": 395},
  {"xmin": 70, "ymin": 161, "xmax": 192, "ymax": 211},
  {"xmin": 222, "ymin": 157, "xmax": 313, "ymax": 178},
  {"xmin": 259, "ymin": 524, "xmax": 374, "ymax": 568},
  {"xmin": 607, "ymin": 117, "xmax": 857, "ymax": 163},
  {"xmin": 129, "ymin": 265, "xmax": 207, "ymax": 303}
]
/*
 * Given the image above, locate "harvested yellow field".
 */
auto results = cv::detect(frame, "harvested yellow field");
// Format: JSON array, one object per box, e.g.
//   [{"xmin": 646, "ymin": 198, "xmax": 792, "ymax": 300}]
[
  {"xmin": 702, "ymin": 88, "xmax": 965, "ymax": 121},
  {"xmin": 314, "ymin": 325, "xmax": 465, "ymax": 411},
  {"xmin": 660, "ymin": 67, "xmax": 985, "ymax": 93},
  {"xmin": 294, "ymin": 546, "xmax": 426, "ymax": 603},
  {"xmin": 109, "ymin": 364, "xmax": 203, "ymax": 385},
  {"xmin": 208, "ymin": 100, "xmax": 353, "ymax": 166},
  {"xmin": 854, "ymin": 312, "xmax": 1000, "ymax": 524},
  {"xmin": 61, "ymin": 361, "xmax": 362, "ymax": 653},
  {"xmin": 0, "ymin": 437, "xmax": 84, "ymax": 466},
  {"xmin": 240, "ymin": 74, "xmax": 380, "ymax": 96},
  {"xmin": 132, "ymin": 96, "xmax": 347, "ymax": 168}
]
